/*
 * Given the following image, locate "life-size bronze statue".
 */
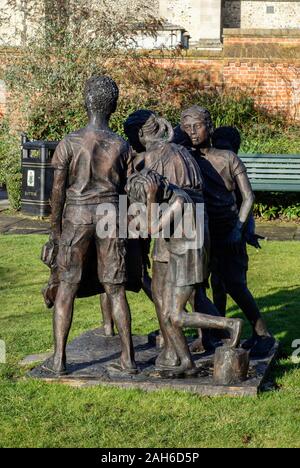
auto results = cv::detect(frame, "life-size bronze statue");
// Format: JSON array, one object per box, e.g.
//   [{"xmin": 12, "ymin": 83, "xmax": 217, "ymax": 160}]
[
  {"xmin": 126, "ymin": 169, "xmax": 243, "ymax": 375},
  {"xmin": 45, "ymin": 75, "xmax": 137, "ymax": 375},
  {"xmin": 210, "ymin": 126, "xmax": 264, "ymax": 317},
  {"xmin": 179, "ymin": 106, "xmax": 275, "ymax": 357},
  {"xmin": 124, "ymin": 109, "xmax": 222, "ymax": 361}
]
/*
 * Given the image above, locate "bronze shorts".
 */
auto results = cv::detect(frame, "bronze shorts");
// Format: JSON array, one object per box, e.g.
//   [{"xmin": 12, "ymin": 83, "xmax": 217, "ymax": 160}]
[{"xmin": 57, "ymin": 205, "xmax": 127, "ymax": 285}]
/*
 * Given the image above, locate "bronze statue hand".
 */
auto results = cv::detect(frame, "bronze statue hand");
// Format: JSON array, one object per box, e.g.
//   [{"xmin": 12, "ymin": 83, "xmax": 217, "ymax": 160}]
[
  {"xmin": 245, "ymin": 233, "xmax": 265, "ymax": 249},
  {"xmin": 146, "ymin": 179, "xmax": 159, "ymax": 203}
]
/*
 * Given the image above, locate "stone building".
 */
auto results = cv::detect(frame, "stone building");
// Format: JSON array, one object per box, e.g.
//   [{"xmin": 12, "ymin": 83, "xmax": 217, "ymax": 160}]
[
  {"xmin": 0, "ymin": 1, "xmax": 300, "ymax": 49},
  {"xmin": 158, "ymin": 1, "xmax": 300, "ymax": 48},
  {"xmin": 223, "ymin": 1, "xmax": 300, "ymax": 30}
]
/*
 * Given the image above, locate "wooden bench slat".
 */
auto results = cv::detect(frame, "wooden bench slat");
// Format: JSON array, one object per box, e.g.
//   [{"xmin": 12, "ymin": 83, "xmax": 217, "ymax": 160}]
[
  {"xmin": 242, "ymin": 160, "xmax": 300, "ymax": 165},
  {"xmin": 245, "ymin": 162, "xmax": 300, "ymax": 167},
  {"xmin": 251, "ymin": 184, "xmax": 300, "ymax": 192},
  {"xmin": 249, "ymin": 174, "xmax": 300, "ymax": 178},
  {"xmin": 247, "ymin": 168, "xmax": 300, "ymax": 174}
]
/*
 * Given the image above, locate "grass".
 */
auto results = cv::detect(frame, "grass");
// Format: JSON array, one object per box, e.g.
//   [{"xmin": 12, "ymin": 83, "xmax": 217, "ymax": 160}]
[{"xmin": 0, "ymin": 234, "xmax": 300, "ymax": 448}]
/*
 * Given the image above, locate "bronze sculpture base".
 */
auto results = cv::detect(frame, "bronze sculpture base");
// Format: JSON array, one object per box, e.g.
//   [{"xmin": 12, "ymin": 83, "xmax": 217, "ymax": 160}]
[{"xmin": 28, "ymin": 328, "xmax": 279, "ymax": 397}]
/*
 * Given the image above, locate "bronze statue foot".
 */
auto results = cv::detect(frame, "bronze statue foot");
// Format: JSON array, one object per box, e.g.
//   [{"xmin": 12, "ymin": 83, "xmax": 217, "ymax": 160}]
[
  {"xmin": 242, "ymin": 335, "xmax": 257, "ymax": 350},
  {"xmin": 107, "ymin": 362, "xmax": 139, "ymax": 375},
  {"xmin": 155, "ymin": 349, "xmax": 180, "ymax": 368},
  {"xmin": 157, "ymin": 363, "xmax": 199, "ymax": 379},
  {"xmin": 41, "ymin": 356, "xmax": 67, "ymax": 376},
  {"xmin": 103, "ymin": 325, "xmax": 115, "ymax": 337},
  {"xmin": 228, "ymin": 318, "xmax": 244, "ymax": 348}
]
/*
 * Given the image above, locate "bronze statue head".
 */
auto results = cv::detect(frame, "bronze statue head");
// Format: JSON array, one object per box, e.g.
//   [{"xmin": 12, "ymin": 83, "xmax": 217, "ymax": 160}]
[
  {"xmin": 124, "ymin": 109, "xmax": 174, "ymax": 153},
  {"xmin": 180, "ymin": 105, "xmax": 214, "ymax": 147},
  {"xmin": 212, "ymin": 126, "xmax": 241, "ymax": 154},
  {"xmin": 84, "ymin": 75, "xmax": 119, "ymax": 119}
]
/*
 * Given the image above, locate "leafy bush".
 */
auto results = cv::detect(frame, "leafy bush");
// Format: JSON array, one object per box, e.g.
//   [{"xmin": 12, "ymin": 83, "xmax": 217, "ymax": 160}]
[
  {"xmin": 253, "ymin": 193, "xmax": 300, "ymax": 221},
  {"xmin": 0, "ymin": 120, "xmax": 20, "ymax": 207},
  {"xmin": 6, "ymin": 173, "xmax": 22, "ymax": 210}
]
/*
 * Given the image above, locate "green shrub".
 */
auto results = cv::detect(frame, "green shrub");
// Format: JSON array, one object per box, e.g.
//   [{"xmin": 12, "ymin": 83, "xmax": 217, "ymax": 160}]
[
  {"xmin": 6, "ymin": 173, "xmax": 22, "ymax": 210},
  {"xmin": 253, "ymin": 193, "xmax": 300, "ymax": 221},
  {"xmin": 0, "ymin": 120, "xmax": 21, "ymax": 209}
]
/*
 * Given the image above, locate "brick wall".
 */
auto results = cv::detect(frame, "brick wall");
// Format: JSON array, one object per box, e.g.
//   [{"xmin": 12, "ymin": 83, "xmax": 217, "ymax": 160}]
[
  {"xmin": 154, "ymin": 29, "xmax": 300, "ymax": 120},
  {"xmin": 222, "ymin": 61, "xmax": 300, "ymax": 119},
  {"xmin": 155, "ymin": 56, "xmax": 300, "ymax": 120},
  {"xmin": 1, "ymin": 30, "xmax": 300, "ymax": 121}
]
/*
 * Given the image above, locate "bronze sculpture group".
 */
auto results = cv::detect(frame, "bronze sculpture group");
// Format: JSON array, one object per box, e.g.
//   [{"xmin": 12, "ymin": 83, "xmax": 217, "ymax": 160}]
[{"xmin": 42, "ymin": 75, "xmax": 275, "ymax": 378}]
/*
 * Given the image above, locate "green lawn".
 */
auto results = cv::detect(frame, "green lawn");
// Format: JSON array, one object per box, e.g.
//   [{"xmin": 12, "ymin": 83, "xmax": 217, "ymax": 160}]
[{"xmin": 0, "ymin": 235, "xmax": 300, "ymax": 448}]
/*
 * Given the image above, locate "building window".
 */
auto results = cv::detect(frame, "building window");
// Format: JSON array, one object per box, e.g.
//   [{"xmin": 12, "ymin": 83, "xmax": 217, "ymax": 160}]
[{"xmin": 266, "ymin": 6, "xmax": 275, "ymax": 14}]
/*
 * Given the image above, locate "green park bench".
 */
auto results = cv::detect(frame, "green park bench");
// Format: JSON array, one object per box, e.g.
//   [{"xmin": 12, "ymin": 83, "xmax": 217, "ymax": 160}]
[
  {"xmin": 240, "ymin": 154, "xmax": 300, "ymax": 192},
  {"xmin": 20, "ymin": 133, "xmax": 300, "ymax": 217}
]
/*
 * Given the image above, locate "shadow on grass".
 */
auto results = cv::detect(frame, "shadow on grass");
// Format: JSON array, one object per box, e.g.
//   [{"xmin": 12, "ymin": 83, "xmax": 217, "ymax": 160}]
[
  {"xmin": 227, "ymin": 285, "xmax": 300, "ymax": 380},
  {"xmin": 228, "ymin": 285, "xmax": 300, "ymax": 348},
  {"xmin": 269, "ymin": 360, "xmax": 300, "ymax": 385}
]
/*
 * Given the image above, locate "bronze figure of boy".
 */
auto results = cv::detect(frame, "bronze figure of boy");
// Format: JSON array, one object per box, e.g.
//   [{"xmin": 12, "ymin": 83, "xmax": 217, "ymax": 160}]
[{"xmin": 46, "ymin": 76, "xmax": 137, "ymax": 375}]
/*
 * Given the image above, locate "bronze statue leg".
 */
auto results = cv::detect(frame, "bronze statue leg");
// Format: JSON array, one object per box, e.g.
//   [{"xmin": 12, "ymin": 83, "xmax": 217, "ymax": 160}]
[
  {"xmin": 103, "ymin": 284, "xmax": 137, "ymax": 371},
  {"xmin": 163, "ymin": 285, "xmax": 243, "ymax": 372},
  {"xmin": 51, "ymin": 281, "xmax": 79, "ymax": 374},
  {"xmin": 100, "ymin": 293, "xmax": 115, "ymax": 336},
  {"xmin": 152, "ymin": 261, "xmax": 180, "ymax": 368},
  {"xmin": 170, "ymin": 286, "xmax": 243, "ymax": 349},
  {"xmin": 211, "ymin": 272, "xmax": 227, "ymax": 316},
  {"xmin": 190, "ymin": 285, "xmax": 226, "ymax": 352},
  {"xmin": 162, "ymin": 284, "xmax": 196, "ymax": 371}
]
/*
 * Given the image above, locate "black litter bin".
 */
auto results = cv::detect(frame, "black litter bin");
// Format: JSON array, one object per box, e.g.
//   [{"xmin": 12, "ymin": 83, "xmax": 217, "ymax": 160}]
[{"xmin": 21, "ymin": 134, "xmax": 59, "ymax": 217}]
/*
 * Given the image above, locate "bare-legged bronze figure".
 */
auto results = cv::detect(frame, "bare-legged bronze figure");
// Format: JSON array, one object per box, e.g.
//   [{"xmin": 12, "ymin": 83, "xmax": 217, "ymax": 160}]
[
  {"xmin": 46, "ymin": 76, "xmax": 137, "ymax": 375},
  {"xmin": 124, "ymin": 109, "xmax": 220, "ymax": 355},
  {"xmin": 126, "ymin": 169, "xmax": 243, "ymax": 375}
]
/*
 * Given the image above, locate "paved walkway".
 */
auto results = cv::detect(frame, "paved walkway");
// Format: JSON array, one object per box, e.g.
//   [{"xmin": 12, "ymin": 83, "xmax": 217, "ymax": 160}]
[
  {"xmin": 0, "ymin": 188, "xmax": 299, "ymax": 239},
  {"xmin": 0, "ymin": 189, "xmax": 50, "ymax": 235},
  {"xmin": 255, "ymin": 220, "xmax": 300, "ymax": 241}
]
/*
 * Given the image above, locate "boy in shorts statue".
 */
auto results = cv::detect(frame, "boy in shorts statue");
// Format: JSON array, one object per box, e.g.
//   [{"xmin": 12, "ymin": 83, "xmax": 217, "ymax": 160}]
[{"xmin": 46, "ymin": 76, "xmax": 137, "ymax": 375}]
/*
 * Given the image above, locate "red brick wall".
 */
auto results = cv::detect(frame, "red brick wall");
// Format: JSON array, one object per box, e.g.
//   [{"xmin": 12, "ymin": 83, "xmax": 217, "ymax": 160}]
[
  {"xmin": 153, "ymin": 29, "xmax": 300, "ymax": 121},
  {"xmin": 1, "ymin": 31, "xmax": 300, "ymax": 121},
  {"xmin": 154, "ymin": 57, "xmax": 300, "ymax": 120},
  {"xmin": 223, "ymin": 61, "xmax": 300, "ymax": 120}
]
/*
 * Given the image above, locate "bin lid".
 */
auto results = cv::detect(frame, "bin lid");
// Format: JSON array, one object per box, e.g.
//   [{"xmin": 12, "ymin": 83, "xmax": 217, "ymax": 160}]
[{"xmin": 22, "ymin": 141, "xmax": 59, "ymax": 150}]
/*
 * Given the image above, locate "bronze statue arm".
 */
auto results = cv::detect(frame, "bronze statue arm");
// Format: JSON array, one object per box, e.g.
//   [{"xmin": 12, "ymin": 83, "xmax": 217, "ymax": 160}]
[
  {"xmin": 235, "ymin": 172, "xmax": 255, "ymax": 228},
  {"xmin": 146, "ymin": 181, "xmax": 183, "ymax": 236},
  {"xmin": 50, "ymin": 168, "xmax": 67, "ymax": 242},
  {"xmin": 226, "ymin": 172, "xmax": 255, "ymax": 252}
]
